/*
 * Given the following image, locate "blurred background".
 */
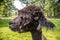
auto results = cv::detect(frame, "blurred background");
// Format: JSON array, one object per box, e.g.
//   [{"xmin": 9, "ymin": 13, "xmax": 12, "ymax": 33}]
[{"xmin": 0, "ymin": 0, "xmax": 60, "ymax": 40}]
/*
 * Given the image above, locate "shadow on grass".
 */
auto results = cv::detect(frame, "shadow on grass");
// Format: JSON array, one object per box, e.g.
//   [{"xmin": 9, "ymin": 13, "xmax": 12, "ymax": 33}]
[{"xmin": 0, "ymin": 19, "xmax": 11, "ymax": 27}]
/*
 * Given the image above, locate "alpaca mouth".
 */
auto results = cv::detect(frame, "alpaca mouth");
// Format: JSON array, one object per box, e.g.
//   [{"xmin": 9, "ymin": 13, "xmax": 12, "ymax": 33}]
[{"xmin": 9, "ymin": 25, "xmax": 18, "ymax": 32}]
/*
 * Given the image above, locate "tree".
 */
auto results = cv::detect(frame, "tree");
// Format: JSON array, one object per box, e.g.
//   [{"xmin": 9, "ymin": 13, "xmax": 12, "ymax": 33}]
[
  {"xmin": 19, "ymin": 0, "xmax": 40, "ymax": 6},
  {"xmin": 0, "ymin": 0, "xmax": 17, "ymax": 17},
  {"xmin": 43, "ymin": 0, "xmax": 60, "ymax": 17}
]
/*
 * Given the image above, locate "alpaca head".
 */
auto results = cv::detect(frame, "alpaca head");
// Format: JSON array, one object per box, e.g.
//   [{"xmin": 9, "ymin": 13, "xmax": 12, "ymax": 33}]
[{"xmin": 9, "ymin": 5, "xmax": 55, "ymax": 33}]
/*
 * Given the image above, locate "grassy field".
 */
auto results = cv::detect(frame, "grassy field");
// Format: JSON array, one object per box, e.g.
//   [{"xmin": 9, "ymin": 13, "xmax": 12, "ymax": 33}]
[{"xmin": 0, "ymin": 18, "xmax": 60, "ymax": 40}]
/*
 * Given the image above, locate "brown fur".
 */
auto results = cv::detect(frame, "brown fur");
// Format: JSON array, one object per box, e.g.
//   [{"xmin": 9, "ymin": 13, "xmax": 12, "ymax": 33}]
[{"xmin": 9, "ymin": 5, "xmax": 55, "ymax": 40}]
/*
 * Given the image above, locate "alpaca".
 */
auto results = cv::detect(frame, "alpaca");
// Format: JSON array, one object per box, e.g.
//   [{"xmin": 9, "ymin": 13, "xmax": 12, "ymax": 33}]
[{"xmin": 9, "ymin": 5, "xmax": 55, "ymax": 40}]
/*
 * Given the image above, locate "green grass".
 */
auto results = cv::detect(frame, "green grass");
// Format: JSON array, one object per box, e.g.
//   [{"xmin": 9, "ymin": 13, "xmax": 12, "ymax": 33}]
[
  {"xmin": 0, "ymin": 19, "xmax": 60, "ymax": 40},
  {"xmin": 0, "ymin": 19, "xmax": 10, "ymax": 27},
  {"xmin": 42, "ymin": 19, "xmax": 60, "ymax": 40}
]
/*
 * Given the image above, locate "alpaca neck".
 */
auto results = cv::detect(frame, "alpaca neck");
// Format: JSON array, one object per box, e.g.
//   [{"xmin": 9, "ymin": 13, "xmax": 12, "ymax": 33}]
[
  {"xmin": 31, "ymin": 30, "xmax": 42, "ymax": 40},
  {"xmin": 30, "ymin": 30, "xmax": 47, "ymax": 40}
]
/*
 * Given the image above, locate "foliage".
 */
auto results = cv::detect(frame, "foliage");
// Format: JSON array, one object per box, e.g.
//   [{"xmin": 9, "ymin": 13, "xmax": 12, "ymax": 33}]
[
  {"xmin": 19, "ymin": 0, "xmax": 40, "ymax": 5},
  {"xmin": 44, "ymin": 0, "xmax": 60, "ymax": 17},
  {"xmin": 19, "ymin": 0, "xmax": 60, "ymax": 18},
  {"xmin": 0, "ymin": 0, "xmax": 60, "ymax": 17},
  {"xmin": 0, "ymin": 0, "xmax": 17, "ymax": 17},
  {"xmin": 54, "ymin": 1, "xmax": 60, "ymax": 17}
]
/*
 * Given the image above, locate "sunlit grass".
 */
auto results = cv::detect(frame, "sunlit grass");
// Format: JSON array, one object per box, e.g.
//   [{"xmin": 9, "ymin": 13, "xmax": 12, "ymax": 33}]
[
  {"xmin": 0, "ymin": 27, "xmax": 32, "ymax": 40},
  {"xmin": 0, "ymin": 18, "xmax": 60, "ymax": 40},
  {"xmin": 42, "ymin": 18, "xmax": 60, "ymax": 40}
]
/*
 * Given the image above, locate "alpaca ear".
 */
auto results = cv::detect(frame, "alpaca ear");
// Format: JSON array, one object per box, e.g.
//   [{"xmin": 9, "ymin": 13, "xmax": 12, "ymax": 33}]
[{"xmin": 45, "ymin": 21, "xmax": 55, "ymax": 30}]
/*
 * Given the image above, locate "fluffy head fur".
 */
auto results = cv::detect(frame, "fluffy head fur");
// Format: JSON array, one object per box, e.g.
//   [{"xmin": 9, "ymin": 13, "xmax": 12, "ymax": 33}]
[{"xmin": 9, "ymin": 5, "xmax": 55, "ymax": 33}]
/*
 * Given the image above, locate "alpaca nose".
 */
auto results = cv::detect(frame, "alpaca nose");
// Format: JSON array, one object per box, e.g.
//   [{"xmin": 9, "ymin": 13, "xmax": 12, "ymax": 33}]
[
  {"xmin": 9, "ymin": 21, "xmax": 15, "ymax": 28},
  {"xmin": 9, "ymin": 21, "xmax": 18, "ymax": 31},
  {"xmin": 9, "ymin": 21, "xmax": 15, "ymax": 25}
]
